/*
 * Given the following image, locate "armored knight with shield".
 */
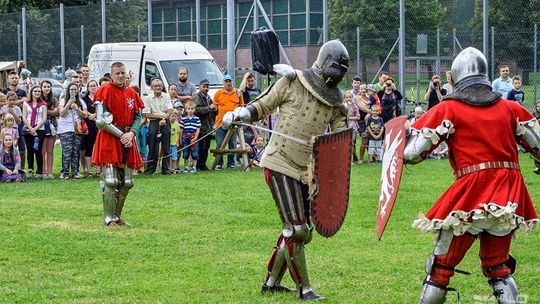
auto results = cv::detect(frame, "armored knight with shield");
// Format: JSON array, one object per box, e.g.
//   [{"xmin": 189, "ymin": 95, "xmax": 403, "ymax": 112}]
[
  {"xmin": 223, "ymin": 40, "xmax": 352, "ymax": 301},
  {"xmin": 92, "ymin": 62, "xmax": 144, "ymax": 227},
  {"xmin": 393, "ymin": 47, "xmax": 539, "ymax": 303}
]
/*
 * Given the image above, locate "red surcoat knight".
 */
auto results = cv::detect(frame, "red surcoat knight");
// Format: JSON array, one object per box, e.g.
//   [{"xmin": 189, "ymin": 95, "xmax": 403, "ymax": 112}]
[
  {"xmin": 92, "ymin": 83, "xmax": 144, "ymax": 169},
  {"xmin": 411, "ymin": 98, "xmax": 539, "ymax": 234}
]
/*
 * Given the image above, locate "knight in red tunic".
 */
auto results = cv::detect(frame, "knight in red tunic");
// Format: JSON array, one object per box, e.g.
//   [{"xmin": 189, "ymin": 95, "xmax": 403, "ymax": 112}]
[
  {"xmin": 92, "ymin": 62, "xmax": 144, "ymax": 227},
  {"xmin": 404, "ymin": 47, "xmax": 539, "ymax": 303}
]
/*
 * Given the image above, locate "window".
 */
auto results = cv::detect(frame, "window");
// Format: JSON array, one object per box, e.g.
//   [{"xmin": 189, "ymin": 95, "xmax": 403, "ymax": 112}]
[
  {"xmin": 152, "ymin": 8, "xmax": 162, "ymax": 23},
  {"xmin": 290, "ymin": 0, "xmax": 306, "ymax": 13},
  {"xmin": 163, "ymin": 8, "xmax": 175, "ymax": 22},
  {"xmin": 272, "ymin": 0, "xmax": 288, "ymax": 14},
  {"xmin": 145, "ymin": 62, "xmax": 161, "ymax": 87}
]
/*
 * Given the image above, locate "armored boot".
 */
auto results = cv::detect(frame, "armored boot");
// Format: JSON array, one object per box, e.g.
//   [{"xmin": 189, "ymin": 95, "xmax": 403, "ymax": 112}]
[
  {"xmin": 115, "ymin": 168, "xmax": 134, "ymax": 226},
  {"xmin": 489, "ymin": 275, "xmax": 520, "ymax": 304},
  {"xmin": 284, "ymin": 238, "xmax": 325, "ymax": 301},
  {"xmin": 101, "ymin": 167, "xmax": 119, "ymax": 227},
  {"xmin": 262, "ymin": 234, "xmax": 295, "ymax": 293},
  {"xmin": 418, "ymin": 280, "xmax": 447, "ymax": 304}
]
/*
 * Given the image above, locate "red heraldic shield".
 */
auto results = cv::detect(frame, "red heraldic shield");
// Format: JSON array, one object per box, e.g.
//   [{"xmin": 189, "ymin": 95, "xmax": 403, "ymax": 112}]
[
  {"xmin": 377, "ymin": 116, "xmax": 408, "ymax": 240},
  {"xmin": 310, "ymin": 128, "xmax": 354, "ymax": 237}
]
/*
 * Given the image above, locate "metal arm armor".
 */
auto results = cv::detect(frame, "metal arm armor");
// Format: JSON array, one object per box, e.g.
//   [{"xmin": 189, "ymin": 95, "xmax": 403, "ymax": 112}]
[
  {"xmin": 403, "ymin": 132, "xmax": 435, "ymax": 164},
  {"xmin": 517, "ymin": 121, "xmax": 540, "ymax": 162},
  {"xmin": 95, "ymin": 101, "xmax": 123, "ymax": 138}
]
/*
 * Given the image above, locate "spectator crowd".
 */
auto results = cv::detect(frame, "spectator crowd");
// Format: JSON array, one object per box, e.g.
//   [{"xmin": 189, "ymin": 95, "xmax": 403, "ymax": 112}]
[
  {"xmin": 1, "ymin": 63, "xmax": 538, "ymax": 182},
  {"xmin": 0, "ymin": 65, "xmax": 267, "ymax": 182},
  {"xmin": 345, "ymin": 66, "xmax": 539, "ymax": 164}
]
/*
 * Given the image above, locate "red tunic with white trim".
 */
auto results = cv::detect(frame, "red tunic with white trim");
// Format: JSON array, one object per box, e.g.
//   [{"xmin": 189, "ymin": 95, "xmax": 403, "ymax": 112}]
[
  {"xmin": 411, "ymin": 98, "xmax": 538, "ymax": 235},
  {"xmin": 92, "ymin": 83, "xmax": 144, "ymax": 169}
]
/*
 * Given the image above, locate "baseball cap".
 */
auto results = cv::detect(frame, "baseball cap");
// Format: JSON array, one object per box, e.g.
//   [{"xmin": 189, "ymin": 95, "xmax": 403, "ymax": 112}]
[
  {"xmin": 199, "ymin": 78, "xmax": 210, "ymax": 85},
  {"xmin": 366, "ymin": 84, "xmax": 375, "ymax": 91},
  {"xmin": 223, "ymin": 74, "xmax": 233, "ymax": 81}
]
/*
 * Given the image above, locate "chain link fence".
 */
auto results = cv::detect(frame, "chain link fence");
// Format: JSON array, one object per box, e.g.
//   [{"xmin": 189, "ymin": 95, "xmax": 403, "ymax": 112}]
[
  {"xmin": 0, "ymin": 1, "xmax": 147, "ymax": 79},
  {"xmin": 0, "ymin": 1, "xmax": 538, "ymax": 113}
]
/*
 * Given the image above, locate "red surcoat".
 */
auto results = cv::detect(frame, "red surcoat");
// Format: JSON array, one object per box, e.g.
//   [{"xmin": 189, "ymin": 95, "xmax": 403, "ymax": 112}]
[
  {"xmin": 92, "ymin": 83, "xmax": 144, "ymax": 169},
  {"xmin": 411, "ymin": 98, "xmax": 538, "ymax": 234}
]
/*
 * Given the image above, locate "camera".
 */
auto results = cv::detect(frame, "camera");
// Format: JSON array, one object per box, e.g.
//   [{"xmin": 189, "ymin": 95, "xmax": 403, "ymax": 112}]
[{"xmin": 433, "ymin": 82, "xmax": 439, "ymax": 87}]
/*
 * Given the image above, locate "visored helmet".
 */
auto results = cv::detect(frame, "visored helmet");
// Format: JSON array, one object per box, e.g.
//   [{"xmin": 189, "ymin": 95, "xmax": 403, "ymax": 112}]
[
  {"xmin": 313, "ymin": 40, "xmax": 350, "ymax": 88},
  {"xmin": 451, "ymin": 47, "xmax": 491, "ymax": 91}
]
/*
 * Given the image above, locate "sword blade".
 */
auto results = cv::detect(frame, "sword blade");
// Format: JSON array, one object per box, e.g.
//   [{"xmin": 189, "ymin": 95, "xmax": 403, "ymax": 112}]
[{"xmin": 235, "ymin": 122, "xmax": 309, "ymax": 145}]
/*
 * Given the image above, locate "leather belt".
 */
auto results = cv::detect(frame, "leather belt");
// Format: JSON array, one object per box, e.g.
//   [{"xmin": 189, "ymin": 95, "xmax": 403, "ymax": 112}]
[{"xmin": 455, "ymin": 161, "xmax": 520, "ymax": 179}]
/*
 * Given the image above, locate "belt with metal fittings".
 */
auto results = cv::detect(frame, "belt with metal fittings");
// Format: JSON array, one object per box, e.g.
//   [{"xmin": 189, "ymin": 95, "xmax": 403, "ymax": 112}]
[{"xmin": 455, "ymin": 161, "xmax": 520, "ymax": 179}]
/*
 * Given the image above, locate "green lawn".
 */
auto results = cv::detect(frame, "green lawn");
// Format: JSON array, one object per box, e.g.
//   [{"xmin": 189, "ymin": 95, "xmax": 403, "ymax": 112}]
[{"xmin": 1, "ymin": 154, "xmax": 539, "ymax": 303}]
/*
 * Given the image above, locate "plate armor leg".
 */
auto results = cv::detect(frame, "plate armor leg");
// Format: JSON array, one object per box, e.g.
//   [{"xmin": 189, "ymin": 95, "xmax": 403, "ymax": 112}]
[
  {"xmin": 115, "ymin": 167, "xmax": 134, "ymax": 221},
  {"xmin": 479, "ymin": 233, "xmax": 520, "ymax": 304},
  {"xmin": 264, "ymin": 169, "xmax": 323, "ymax": 300},
  {"xmin": 264, "ymin": 234, "xmax": 288, "ymax": 287},
  {"xmin": 101, "ymin": 165, "xmax": 119, "ymax": 225},
  {"xmin": 489, "ymin": 275, "xmax": 520, "ymax": 304},
  {"xmin": 419, "ymin": 230, "xmax": 475, "ymax": 303}
]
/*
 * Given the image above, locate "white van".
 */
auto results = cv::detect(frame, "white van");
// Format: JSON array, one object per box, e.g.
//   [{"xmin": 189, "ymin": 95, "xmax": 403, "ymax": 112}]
[{"xmin": 87, "ymin": 41, "xmax": 224, "ymax": 98}]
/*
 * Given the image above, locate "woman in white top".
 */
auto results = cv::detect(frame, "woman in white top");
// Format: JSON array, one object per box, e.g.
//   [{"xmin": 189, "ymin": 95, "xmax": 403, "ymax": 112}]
[
  {"xmin": 22, "ymin": 85, "xmax": 47, "ymax": 178},
  {"xmin": 58, "ymin": 82, "xmax": 88, "ymax": 179}
]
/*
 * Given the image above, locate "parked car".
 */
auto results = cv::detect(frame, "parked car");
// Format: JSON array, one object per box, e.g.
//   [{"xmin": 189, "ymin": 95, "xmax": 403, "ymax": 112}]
[{"xmin": 33, "ymin": 77, "xmax": 63, "ymax": 100}]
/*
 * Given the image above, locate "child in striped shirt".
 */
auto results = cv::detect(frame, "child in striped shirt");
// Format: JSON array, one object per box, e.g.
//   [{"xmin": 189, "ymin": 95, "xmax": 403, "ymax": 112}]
[{"xmin": 179, "ymin": 101, "xmax": 201, "ymax": 173}]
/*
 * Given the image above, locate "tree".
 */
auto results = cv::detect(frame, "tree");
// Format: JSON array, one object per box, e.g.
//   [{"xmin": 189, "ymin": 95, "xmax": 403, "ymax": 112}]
[
  {"xmin": 472, "ymin": 0, "xmax": 540, "ymax": 84},
  {"xmin": 329, "ymin": 0, "xmax": 447, "ymax": 80},
  {"xmin": 0, "ymin": 0, "xmax": 147, "ymax": 72}
]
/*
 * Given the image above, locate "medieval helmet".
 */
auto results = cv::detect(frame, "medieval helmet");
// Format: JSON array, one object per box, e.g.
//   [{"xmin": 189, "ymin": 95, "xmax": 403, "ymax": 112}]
[
  {"xmin": 451, "ymin": 47, "xmax": 491, "ymax": 91},
  {"xmin": 313, "ymin": 39, "xmax": 350, "ymax": 88}
]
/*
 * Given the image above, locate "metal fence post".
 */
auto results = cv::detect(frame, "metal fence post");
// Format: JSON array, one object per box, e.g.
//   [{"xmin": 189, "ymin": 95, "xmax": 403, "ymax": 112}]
[
  {"xmin": 436, "ymin": 28, "xmax": 440, "ymax": 76},
  {"xmin": 452, "ymin": 28, "xmax": 456, "ymax": 56},
  {"xmin": 482, "ymin": 0, "xmax": 488, "ymax": 59},
  {"xmin": 534, "ymin": 23, "xmax": 538, "ymax": 104},
  {"xmin": 81, "ymin": 25, "xmax": 85, "ymax": 64},
  {"xmin": 322, "ymin": 0, "xmax": 328, "ymax": 43},
  {"xmin": 226, "ymin": 0, "xmax": 235, "ymax": 76},
  {"xmin": 17, "ymin": 24, "xmax": 22, "ymax": 61},
  {"xmin": 22, "ymin": 7, "xmax": 27, "ymax": 64},
  {"xmin": 491, "ymin": 26, "xmax": 495, "ymax": 81},
  {"xmin": 356, "ymin": 26, "xmax": 360, "ymax": 77},
  {"xmin": 147, "ymin": 0, "xmax": 152, "ymax": 42},
  {"xmin": 196, "ymin": 0, "xmax": 200, "ymax": 43},
  {"xmin": 399, "ymin": 0, "xmax": 406, "ymax": 103},
  {"xmin": 101, "ymin": 0, "xmax": 106, "ymax": 43},
  {"xmin": 138, "ymin": 26, "xmax": 141, "ymax": 42},
  {"xmin": 60, "ymin": 4, "xmax": 65, "ymax": 80}
]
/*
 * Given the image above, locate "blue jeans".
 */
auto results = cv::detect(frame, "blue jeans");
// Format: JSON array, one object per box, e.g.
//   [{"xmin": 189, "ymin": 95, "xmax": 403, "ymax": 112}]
[{"xmin": 215, "ymin": 127, "xmax": 237, "ymax": 167}]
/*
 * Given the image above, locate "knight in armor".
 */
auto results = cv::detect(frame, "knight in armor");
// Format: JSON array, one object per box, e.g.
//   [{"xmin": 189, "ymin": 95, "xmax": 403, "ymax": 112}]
[
  {"xmin": 404, "ymin": 47, "xmax": 539, "ymax": 303},
  {"xmin": 222, "ymin": 40, "xmax": 350, "ymax": 300},
  {"xmin": 92, "ymin": 62, "xmax": 144, "ymax": 227}
]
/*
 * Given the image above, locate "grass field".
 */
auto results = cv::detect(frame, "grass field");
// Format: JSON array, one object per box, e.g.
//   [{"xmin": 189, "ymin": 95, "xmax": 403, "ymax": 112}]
[{"xmin": 1, "ymin": 154, "xmax": 539, "ymax": 303}]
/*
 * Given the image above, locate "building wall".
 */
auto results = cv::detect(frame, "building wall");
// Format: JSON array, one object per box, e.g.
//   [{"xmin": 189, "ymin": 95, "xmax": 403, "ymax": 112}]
[
  {"xmin": 151, "ymin": 0, "xmax": 324, "ymax": 49},
  {"xmin": 210, "ymin": 45, "xmax": 321, "ymax": 71}
]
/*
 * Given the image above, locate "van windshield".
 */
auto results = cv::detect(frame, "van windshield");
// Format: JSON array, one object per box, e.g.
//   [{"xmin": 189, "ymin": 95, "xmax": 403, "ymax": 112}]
[{"xmin": 160, "ymin": 60, "xmax": 224, "ymax": 87}]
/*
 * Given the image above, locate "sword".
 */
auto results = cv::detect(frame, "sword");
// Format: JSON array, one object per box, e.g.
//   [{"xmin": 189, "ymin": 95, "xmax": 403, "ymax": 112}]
[{"xmin": 234, "ymin": 121, "xmax": 310, "ymax": 146}]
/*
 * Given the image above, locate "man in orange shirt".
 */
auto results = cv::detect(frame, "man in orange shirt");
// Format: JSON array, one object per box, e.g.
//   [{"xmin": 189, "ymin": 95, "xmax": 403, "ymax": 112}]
[{"xmin": 213, "ymin": 74, "xmax": 244, "ymax": 170}]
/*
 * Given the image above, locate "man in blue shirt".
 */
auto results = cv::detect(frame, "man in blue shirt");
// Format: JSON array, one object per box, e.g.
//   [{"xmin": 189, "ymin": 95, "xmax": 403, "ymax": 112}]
[{"xmin": 492, "ymin": 65, "xmax": 512, "ymax": 99}]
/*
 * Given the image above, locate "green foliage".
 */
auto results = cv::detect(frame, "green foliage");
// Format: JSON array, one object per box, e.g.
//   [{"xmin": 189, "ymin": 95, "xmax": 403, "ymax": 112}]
[
  {"xmin": 0, "ymin": 155, "xmax": 539, "ymax": 303},
  {"xmin": 0, "ymin": 0, "xmax": 99, "ymax": 14},
  {"xmin": 472, "ymin": 0, "xmax": 540, "ymax": 77},
  {"xmin": 328, "ymin": 0, "xmax": 447, "ymax": 64}
]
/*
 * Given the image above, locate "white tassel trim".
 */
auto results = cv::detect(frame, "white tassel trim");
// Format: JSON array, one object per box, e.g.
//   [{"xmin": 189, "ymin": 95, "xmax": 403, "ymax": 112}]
[
  {"xmin": 411, "ymin": 119, "xmax": 455, "ymax": 145},
  {"xmin": 412, "ymin": 202, "xmax": 539, "ymax": 235}
]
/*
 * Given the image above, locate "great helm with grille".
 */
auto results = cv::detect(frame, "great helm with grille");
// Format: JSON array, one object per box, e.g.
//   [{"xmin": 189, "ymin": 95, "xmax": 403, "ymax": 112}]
[
  {"xmin": 313, "ymin": 39, "xmax": 350, "ymax": 88},
  {"xmin": 451, "ymin": 47, "xmax": 491, "ymax": 92}
]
